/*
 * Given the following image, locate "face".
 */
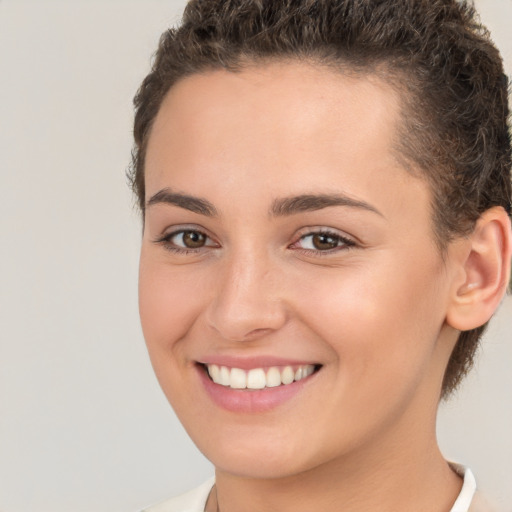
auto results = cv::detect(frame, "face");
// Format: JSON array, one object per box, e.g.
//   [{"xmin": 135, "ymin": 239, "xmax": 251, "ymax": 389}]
[{"xmin": 139, "ymin": 63, "xmax": 459, "ymax": 479}]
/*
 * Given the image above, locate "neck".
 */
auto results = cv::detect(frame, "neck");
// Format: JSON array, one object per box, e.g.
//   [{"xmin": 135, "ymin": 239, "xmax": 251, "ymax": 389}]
[
  {"xmin": 212, "ymin": 437, "xmax": 461, "ymax": 512},
  {"xmin": 210, "ymin": 391, "xmax": 462, "ymax": 512}
]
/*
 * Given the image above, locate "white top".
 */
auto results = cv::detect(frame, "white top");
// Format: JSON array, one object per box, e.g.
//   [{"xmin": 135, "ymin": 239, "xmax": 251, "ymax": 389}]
[
  {"xmin": 143, "ymin": 465, "xmax": 494, "ymax": 512},
  {"xmin": 143, "ymin": 478, "xmax": 215, "ymax": 512}
]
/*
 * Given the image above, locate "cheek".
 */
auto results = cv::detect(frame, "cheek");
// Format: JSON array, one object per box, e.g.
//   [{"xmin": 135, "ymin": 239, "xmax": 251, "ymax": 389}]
[
  {"xmin": 293, "ymin": 255, "xmax": 447, "ymax": 396},
  {"xmin": 138, "ymin": 252, "xmax": 205, "ymax": 361},
  {"xmin": 138, "ymin": 253, "xmax": 215, "ymax": 419}
]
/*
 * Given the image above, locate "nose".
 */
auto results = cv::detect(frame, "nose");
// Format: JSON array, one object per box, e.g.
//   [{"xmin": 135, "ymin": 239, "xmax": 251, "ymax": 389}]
[{"xmin": 205, "ymin": 249, "xmax": 287, "ymax": 342}]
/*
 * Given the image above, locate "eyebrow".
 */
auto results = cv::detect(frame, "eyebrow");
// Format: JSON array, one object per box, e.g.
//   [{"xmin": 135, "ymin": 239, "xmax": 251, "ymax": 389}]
[
  {"xmin": 147, "ymin": 188, "xmax": 218, "ymax": 216},
  {"xmin": 270, "ymin": 194, "xmax": 383, "ymax": 217},
  {"xmin": 146, "ymin": 189, "xmax": 383, "ymax": 218}
]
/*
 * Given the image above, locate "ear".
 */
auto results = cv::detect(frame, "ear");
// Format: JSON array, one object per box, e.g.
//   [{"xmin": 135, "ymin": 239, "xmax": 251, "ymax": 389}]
[{"xmin": 446, "ymin": 206, "xmax": 512, "ymax": 331}]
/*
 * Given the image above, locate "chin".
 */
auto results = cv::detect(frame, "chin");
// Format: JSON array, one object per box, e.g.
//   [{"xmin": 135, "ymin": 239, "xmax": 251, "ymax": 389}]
[
  {"xmin": 189, "ymin": 426, "xmax": 313, "ymax": 479},
  {"xmin": 210, "ymin": 450, "xmax": 312, "ymax": 480}
]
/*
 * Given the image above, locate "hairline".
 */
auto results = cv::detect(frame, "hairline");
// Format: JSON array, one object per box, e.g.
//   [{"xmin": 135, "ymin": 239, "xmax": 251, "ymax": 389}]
[{"xmin": 139, "ymin": 54, "xmax": 451, "ymax": 252}]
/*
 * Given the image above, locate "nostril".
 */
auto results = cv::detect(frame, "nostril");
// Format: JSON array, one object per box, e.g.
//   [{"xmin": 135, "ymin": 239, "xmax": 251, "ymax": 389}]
[{"xmin": 242, "ymin": 327, "xmax": 274, "ymax": 341}]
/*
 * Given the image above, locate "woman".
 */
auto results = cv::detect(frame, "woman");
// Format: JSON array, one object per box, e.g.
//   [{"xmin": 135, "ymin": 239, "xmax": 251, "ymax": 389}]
[{"xmin": 130, "ymin": 1, "xmax": 512, "ymax": 511}]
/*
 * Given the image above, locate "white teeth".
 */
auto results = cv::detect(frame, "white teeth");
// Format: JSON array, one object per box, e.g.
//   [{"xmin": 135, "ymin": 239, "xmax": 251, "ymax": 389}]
[
  {"xmin": 247, "ymin": 368, "xmax": 266, "ymax": 389},
  {"xmin": 207, "ymin": 363, "xmax": 316, "ymax": 389},
  {"xmin": 266, "ymin": 367, "xmax": 282, "ymax": 388},
  {"xmin": 230, "ymin": 367, "xmax": 247, "ymax": 389},
  {"xmin": 304, "ymin": 365, "xmax": 315, "ymax": 377},
  {"xmin": 219, "ymin": 365, "xmax": 230, "ymax": 386},
  {"xmin": 281, "ymin": 366, "xmax": 295, "ymax": 385},
  {"xmin": 209, "ymin": 364, "xmax": 220, "ymax": 382}
]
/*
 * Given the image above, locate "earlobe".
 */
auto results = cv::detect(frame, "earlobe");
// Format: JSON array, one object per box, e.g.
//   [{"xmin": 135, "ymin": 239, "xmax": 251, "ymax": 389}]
[{"xmin": 446, "ymin": 207, "xmax": 512, "ymax": 332}]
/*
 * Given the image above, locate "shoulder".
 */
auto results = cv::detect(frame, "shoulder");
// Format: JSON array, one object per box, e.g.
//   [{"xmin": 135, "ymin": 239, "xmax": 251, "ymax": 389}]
[{"xmin": 142, "ymin": 477, "xmax": 215, "ymax": 512}]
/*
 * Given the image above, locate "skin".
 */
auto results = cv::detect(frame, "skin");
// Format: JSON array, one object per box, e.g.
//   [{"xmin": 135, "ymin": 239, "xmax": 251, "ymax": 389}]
[{"xmin": 138, "ymin": 62, "xmax": 501, "ymax": 511}]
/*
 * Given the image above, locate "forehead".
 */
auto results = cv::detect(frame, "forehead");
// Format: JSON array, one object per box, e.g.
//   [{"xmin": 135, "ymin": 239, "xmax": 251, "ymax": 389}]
[
  {"xmin": 149, "ymin": 62, "xmax": 402, "ymax": 160},
  {"xmin": 145, "ymin": 61, "xmax": 427, "ymax": 222}
]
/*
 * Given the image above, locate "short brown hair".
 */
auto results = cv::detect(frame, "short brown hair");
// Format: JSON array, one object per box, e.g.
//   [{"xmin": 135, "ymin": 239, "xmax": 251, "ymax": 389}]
[{"xmin": 129, "ymin": 0, "xmax": 512, "ymax": 398}]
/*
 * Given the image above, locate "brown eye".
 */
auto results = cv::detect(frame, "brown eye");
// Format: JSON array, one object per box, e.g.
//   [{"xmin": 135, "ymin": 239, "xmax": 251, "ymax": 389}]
[
  {"xmin": 295, "ymin": 231, "xmax": 355, "ymax": 253},
  {"xmin": 179, "ymin": 230, "xmax": 207, "ymax": 248},
  {"xmin": 311, "ymin": 233, "xmax": 339, "ymax": 250},
  {"xmin": 156, "ymin": 228, "xmax": 218, "ymax": 254}
]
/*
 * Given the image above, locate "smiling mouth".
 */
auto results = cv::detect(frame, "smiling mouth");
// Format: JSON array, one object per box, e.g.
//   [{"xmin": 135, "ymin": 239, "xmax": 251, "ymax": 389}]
[{"xmin": 202, "ymin": 363, "xmax": 321, "ymax": 390}]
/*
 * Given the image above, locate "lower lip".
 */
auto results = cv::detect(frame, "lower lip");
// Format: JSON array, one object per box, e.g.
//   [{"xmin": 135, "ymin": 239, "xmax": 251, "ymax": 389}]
[{"xmin": 197, "ymin": 366, "xmax": 317, "ymax": 413}]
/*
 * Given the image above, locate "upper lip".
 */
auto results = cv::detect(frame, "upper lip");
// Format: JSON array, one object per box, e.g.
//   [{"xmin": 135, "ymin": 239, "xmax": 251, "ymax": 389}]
[{"xmin": 198, "ymin": 355, "xmax": 320, "ymax": 370}]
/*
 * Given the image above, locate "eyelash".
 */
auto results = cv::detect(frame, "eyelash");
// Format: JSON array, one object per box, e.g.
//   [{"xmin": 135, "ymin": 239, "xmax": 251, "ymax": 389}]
[
  {"xmin": 154, "ymin": 229, "xmax": 218, "ymax": 255},
  {"xmin": 154, "ymin": 228, "xmax": 356, "ymax": 255},
  {"xmin": 291, "ymin": 230, "xmax": 356, "ymax": 255}
]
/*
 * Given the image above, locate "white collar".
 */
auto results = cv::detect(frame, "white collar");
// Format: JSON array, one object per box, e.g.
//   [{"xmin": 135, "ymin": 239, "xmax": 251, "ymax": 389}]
[
  {"xmin": 449, "ymin": 464, "xmax": 477, "ymax": 512},
  {"xmin": 144, "ymin": 465, "xmax": 478, "ymax": 512}
]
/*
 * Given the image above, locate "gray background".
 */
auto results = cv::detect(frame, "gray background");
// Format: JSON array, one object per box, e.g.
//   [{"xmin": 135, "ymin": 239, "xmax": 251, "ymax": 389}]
[{"xmin": 0, "ymin": 1, "xmax": 510, "ymax": 511}]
